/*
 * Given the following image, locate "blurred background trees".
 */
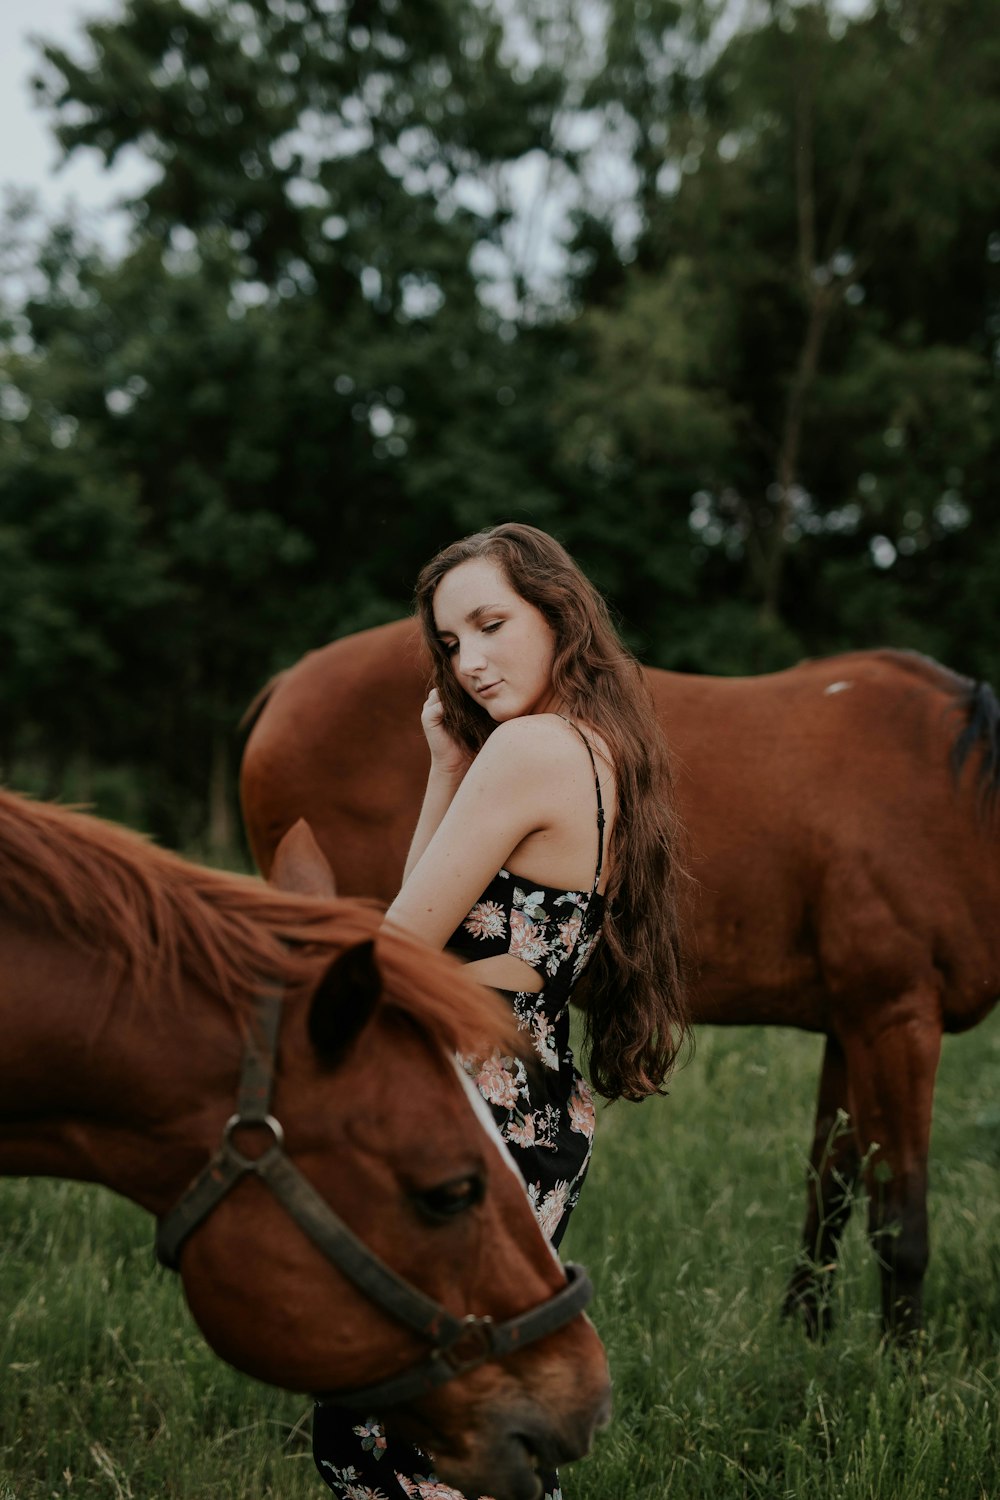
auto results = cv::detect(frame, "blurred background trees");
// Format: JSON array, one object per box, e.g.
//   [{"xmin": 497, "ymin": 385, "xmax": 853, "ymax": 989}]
[{"xmin": 1, "ymin": 0, "xmax": 997, "ymax": 849}]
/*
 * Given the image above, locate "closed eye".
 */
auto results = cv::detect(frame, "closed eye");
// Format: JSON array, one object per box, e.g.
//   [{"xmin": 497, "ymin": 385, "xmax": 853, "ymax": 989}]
[
  {"xmin": 412, "ymin": 1173, "xmax": 485, "ymax": 1224},
  {"xmin": 482, "ymin": 620, "xmax": 503, "ymax": 634}
]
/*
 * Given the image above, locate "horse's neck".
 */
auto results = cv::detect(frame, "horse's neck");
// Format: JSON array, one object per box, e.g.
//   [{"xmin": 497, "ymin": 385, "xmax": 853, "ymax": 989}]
[{"xmin": 0, "ymin": 919, "xmax": 240, "ymax": 1214}]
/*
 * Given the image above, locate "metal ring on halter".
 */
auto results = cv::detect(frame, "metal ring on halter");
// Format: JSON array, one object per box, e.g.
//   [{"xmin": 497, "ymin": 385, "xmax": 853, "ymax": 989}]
[
  {"xmin": 437, "ymin": 1314, "xmax": 497, "ymax": 1374},
  {"xmin": 221, "ymin": 1112, "xmax": 285, "ymax": 1166}
]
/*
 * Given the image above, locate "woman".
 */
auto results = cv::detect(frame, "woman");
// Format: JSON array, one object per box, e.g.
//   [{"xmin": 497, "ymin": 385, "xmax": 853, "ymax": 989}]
[{"xmin": 314, "ymin": 522, "xmax": 686, "ymax": 1500}]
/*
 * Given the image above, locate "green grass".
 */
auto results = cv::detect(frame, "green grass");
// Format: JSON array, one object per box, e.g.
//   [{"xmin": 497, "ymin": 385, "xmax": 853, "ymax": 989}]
[
  {"xmin": 3, "ymin": 1014, "xmax": 998, "ymax": 1499},
  {"xmin": 562, "ymin": 1018, "xmax": 1000, "ymax": 1500}
]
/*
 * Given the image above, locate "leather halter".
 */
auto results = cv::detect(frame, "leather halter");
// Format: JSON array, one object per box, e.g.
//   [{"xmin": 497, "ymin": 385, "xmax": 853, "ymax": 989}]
[{"xmin": 155, "ymin": 985, "xmax": 594, "ymax": 1409}]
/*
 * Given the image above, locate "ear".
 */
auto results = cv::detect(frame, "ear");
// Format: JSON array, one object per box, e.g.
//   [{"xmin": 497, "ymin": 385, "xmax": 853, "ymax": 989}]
[
  {"xmin": 270, "ymin": 818, "xmax": 337, "ymax": 898},
  {"xmin": 308, "ymin": 939, "xmax": 382, "ymax": 1065}
]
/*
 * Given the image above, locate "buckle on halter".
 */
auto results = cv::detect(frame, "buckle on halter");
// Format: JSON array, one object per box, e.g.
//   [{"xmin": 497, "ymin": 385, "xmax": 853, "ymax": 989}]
[
  {"xmin": 221, "ymin": 1112, "xmax": 285, "ymax": 1169},
  {"xmin": 437, "ymin": 1315, "xmax": 497, "ymax": 1375}
]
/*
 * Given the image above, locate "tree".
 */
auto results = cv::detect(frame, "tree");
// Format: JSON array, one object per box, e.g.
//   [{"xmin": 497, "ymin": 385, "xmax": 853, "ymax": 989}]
[
  {"xmin": 559, "ymin": 0, "xmax": 1000, "ymax": 671},
  {"xmin": 4, "ymin": 0, "xmax": 999, "ymax": 840},
  {"xmin": 5, "ymin": 0, "xmax": 580, "ymax": 841}
]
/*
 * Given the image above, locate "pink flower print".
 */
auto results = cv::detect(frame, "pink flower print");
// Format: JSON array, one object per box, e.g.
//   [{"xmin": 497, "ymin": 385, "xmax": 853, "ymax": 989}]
[
  {"xmin": 533, "ymin": 1180, "xmax": 571, "ymax": 1241},
  {"xmin": 475, "ymin": 1053, "xmax": 520, "ymax": 1109},
  {"xmin": 463, "ymin": 899, "xmax": 506, "ymax": 941},
  {"xmin": 530, "ymin": 1011, "xmax": 559, "ymax": 1069},
  {"xmin": 353, "ymin": 1419, "xmax": 388, "ymax": 1457},
  {"xmin": 558, "ymin": 911, "xmax": 582, "ymax": 954},
  {"xmin": 505, "ymin": 1112, "xmax": 536, "ymax": 1148},
  {"xmin": 396, "ymin": 1481, "xmax": 473, "ymax": 1500},
  {"xmin": 509, "ymin": 910, "xmax": 550, "ymax": 968},
  {"xmin": 318, "ymin": 1466, "xmax": 390, "ymax": 1500},
  {"xmin": 568, "ymin": 1081, "xmax": 596, "ymax": 1137}
]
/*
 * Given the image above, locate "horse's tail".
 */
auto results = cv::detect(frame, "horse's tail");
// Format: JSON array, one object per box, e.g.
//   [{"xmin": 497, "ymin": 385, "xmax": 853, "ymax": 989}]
[
  {"xmin": 950, "ymin": 678, "xmax": 1000, "ymax": 816},
  {"xmin": 239, "ymin": 671, "xmax": 288, "ymax": 738}
]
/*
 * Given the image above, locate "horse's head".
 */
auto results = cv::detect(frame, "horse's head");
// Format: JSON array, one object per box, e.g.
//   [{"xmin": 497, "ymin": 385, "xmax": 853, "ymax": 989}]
[{"xmin": 176, "ymin": 821, "xmax": 610, "ymax": 1500}]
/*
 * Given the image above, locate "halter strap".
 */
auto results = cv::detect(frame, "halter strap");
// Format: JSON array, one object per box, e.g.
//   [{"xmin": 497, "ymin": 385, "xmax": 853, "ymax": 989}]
[{"xmin": 559, "ymin": 717, "xmax": 605, "ymax": 893}]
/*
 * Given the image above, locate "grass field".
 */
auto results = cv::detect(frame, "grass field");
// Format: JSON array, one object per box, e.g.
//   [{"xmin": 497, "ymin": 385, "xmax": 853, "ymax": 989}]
[{"xmin": 3, "ymin": 1014, "xmax": 998, "ymax": 1500}]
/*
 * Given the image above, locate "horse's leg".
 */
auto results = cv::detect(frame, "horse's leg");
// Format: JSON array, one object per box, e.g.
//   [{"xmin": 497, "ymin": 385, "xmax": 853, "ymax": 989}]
[
  {"xmin": 782, "ymin": 1033, "xmax": 861, "ymax": 1337},
  {"xmin": 839, "ymin": 1003, "xmax": 942, "ymax": 1337}
]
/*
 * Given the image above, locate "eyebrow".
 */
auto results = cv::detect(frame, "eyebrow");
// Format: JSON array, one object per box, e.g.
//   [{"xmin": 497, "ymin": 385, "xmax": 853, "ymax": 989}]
[{"xmin": 436, "ymin": 602, "xmax": 507, "ymax": 637}]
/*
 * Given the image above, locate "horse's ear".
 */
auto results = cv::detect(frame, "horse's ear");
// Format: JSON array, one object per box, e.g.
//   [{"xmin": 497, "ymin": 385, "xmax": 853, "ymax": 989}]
[
  {"xmin": 270, "ymin": 818, "xmax": 337, "ymax": 898},
  {"xmin": 308, "ymin": 939, "xmax": 381, "ymax": 1065}
]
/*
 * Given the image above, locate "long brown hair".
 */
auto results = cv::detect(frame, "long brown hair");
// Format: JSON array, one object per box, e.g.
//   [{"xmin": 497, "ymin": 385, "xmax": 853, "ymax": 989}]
[{"xmin": 415, "ymin": 522, "xmax": 687, "ymax": 1102}]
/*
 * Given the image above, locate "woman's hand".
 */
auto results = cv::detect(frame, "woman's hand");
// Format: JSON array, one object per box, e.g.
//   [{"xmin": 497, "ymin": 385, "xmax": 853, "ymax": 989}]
[{"xmin": 421, "ymin": 689, "xmax": 472, "ymax": 776}]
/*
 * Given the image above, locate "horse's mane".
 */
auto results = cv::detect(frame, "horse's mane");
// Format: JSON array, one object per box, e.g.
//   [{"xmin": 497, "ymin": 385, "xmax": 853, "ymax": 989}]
[
  {"xmin": 0, "ymin": 788, "xmax": 517, "ymax": 1057},
  {"xmin": 950, "ymin": 679, "xmax": 1000, "ymax": 812}
]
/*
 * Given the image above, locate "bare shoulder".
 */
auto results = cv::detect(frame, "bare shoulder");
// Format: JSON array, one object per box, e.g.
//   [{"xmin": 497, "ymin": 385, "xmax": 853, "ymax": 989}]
[{"xmin": 467, "ymin": 715, "xmax": 595, "ymax": 789}]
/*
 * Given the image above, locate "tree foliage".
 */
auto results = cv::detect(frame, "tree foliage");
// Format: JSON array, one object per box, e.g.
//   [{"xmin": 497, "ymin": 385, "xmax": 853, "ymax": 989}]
[{"xmin": 1, "ymin": 0, "xmax": 998, "ymax": 842}]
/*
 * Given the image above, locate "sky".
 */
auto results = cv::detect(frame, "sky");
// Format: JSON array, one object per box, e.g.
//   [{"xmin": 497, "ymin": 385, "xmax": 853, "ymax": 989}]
[
  {"xmin": 0, "ymin": 0, "xmax": 565, "ymax": 298},
  {"xmin": 0, "ymin": 0, "xmax": 149, "ymax": 242},
  {"xmin": 0, "ymin": 0, "xmax": 588, "ymax": 306}
]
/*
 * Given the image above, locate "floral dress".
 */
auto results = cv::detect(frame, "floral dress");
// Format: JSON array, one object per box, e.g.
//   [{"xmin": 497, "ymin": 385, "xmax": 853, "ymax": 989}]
[
  {"xmin": 459, "ymin": 873, "xmax": 601, "ymax": 1248},
  {"xmin": 313, "ymin": 722, "xmax": 606, "ymax": 1500}
]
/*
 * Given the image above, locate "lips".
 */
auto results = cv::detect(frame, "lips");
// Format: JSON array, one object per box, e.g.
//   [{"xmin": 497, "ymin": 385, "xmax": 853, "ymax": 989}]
[{"xmin": 476, "ymin": 681, "xmax": 502, "ymax": 696}]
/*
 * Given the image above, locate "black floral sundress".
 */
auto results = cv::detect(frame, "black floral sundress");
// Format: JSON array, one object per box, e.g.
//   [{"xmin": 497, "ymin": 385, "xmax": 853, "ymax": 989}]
[{"xmin": 313, "ymin": 721, "xmax": 606, "ymax": 1500}]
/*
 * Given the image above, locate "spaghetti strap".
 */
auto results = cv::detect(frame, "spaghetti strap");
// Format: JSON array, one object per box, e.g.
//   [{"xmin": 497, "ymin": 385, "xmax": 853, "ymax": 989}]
[{"xmin": 558, "ymin": 716, "xmax": 605, "ymax": 893}]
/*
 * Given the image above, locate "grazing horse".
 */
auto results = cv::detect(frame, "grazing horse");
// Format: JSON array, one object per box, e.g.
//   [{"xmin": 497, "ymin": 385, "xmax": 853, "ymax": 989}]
[
  {"xmin": 0, "ymin": 788, "xmax": 610, "ymax": 1500},
  {"xmin": 240, "ymin": 618, "xmax": 1000, "ymax": 1337}
]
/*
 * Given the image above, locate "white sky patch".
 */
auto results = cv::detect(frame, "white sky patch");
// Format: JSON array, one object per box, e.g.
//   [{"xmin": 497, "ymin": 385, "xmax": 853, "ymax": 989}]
[
  {"xmin": 870, "ymin": 535, "xmax": 898, "ymax": 570},
  {"xmin": 0, "ymin": 0, "xmax": 156, "ymax": 253}
]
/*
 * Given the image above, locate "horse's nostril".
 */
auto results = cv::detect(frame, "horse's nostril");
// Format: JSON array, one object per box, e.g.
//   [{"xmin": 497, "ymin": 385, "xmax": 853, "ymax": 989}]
[
  {"xmin": 509, "ymin": 1435, "xmax": 545, "ymax": 1500},
  {"xmin": 511, "ymin": 1420, "xmax": 576, "ymax": 1476},
  {"xmin": 512, "ymin": 1433, "xmax": 541, "ymax": 1470}
]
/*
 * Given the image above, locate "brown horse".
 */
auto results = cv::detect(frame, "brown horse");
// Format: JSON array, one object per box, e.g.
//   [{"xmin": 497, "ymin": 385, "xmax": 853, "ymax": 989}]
[
  {"xmin": 0, "ymin": 787, "xmax": 610, "ymax": 1500},
  {"xmin": 241, "ymin": 618, "xmax": 1000, "ymax": 1337}
]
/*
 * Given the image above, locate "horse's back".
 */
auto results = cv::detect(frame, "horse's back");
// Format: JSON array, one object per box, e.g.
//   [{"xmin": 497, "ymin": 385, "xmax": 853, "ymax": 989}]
[
  {"xmin": 655, "ymin": 650, "xmax": 995, "ymax": 1030},
  {"xmin": 657, "ymin": 647, "xmax": 973, "ymax": 802},
  {"xmin": 241, "ymin": 619, "xmax": 428, "ymax": 894}
]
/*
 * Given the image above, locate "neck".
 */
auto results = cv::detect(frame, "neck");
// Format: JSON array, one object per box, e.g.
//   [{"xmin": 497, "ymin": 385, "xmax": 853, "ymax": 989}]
[
  {"xmin": 0, "ymin": 918, "xmax": 242, "ymax": 1215},
  {"xmin": 536, "ymin": 688, "xmax": 570, "ymax": 718}
]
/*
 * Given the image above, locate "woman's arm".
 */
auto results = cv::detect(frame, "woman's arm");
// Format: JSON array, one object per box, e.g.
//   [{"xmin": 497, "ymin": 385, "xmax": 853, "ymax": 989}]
[
  {"xmin": 387, "ymin": 716, "xmax": 572, "ymax": 949},
  {"xmin": 403, "ymin": 763, "xmax": 468, "ymax": 881},
  {"xmin": 401, "ymin": 687, "xmax": 473, "ymax": 880}
]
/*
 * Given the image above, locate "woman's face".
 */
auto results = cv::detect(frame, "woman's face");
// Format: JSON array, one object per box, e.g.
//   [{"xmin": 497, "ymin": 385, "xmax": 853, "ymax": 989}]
[{"xmin": 432, "ymin": 557, "xmax": 562, "ymax": 721}]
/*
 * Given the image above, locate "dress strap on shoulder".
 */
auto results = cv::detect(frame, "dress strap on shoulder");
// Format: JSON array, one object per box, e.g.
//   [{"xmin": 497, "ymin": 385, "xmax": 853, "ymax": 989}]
[{"xmin": 558, "ymin": 716, "xmax": 605, "ymax": 892}]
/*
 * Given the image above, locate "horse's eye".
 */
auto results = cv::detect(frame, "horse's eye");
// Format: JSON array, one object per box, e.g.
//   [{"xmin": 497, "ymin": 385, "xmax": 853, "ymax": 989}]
[{"xmin": 413, "ymin": 1174, "xmax": 485, "ymax": 1224}]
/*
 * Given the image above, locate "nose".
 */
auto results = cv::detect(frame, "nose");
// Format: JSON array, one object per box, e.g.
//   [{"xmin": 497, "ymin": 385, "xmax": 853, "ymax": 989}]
[
  {"xmin": 457, "ymin": 640, "xmax": 488, "ymax": 678},
  {"xmin": 476, "ymin": 1378, "xmax": 613, "ymax": 1500},
  {"xmin": 535, "ymin": 1374, "xmax": 612, "ymax": 1468}
]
